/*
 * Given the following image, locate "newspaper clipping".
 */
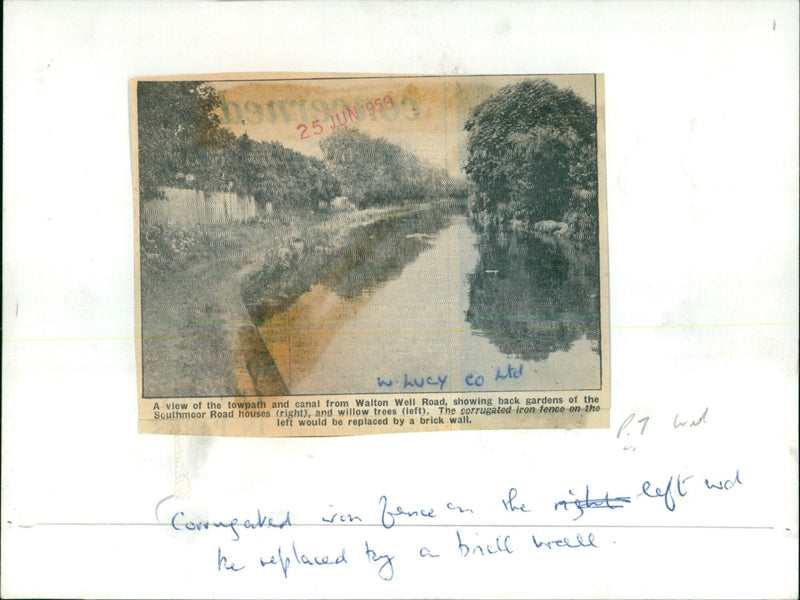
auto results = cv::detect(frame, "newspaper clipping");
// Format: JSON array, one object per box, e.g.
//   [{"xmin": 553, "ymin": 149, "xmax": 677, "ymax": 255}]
[{"xmin": 132, "ymin": 73, "xmax": 610, "ymax": 436}]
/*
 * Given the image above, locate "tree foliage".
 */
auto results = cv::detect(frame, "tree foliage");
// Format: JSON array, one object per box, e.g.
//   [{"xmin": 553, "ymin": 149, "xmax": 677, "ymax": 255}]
[
  {"xmin": 233, "ymin": 137, "xmax": 341, "ymax": 210},
  {"xmin": 320, "ymin": 128, "xmax": 459, "ymax": 207},
  {"xmin": 137, "ymin": 81, "xmax": 234, "ymax": 199},
  {"xmin": 138, "ymin": 82, "xmax": 465, "ymax": 211},
  {"xmin": 464, "ymin": 79, "xmax": 597, "ymax": 228},
  {"xmin": 137, "ymin": 83, "xmax": 340, "ymax": 209}
]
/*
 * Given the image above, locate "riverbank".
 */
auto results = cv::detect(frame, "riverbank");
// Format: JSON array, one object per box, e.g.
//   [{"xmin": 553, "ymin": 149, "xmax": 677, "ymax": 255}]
[
  {"xmin": 139, "ymin": 199, "xmax": 465, "ymax": 397},
  {"xmin": 241, "ymin": 200, "xmax": 465, "ymax": 323}
]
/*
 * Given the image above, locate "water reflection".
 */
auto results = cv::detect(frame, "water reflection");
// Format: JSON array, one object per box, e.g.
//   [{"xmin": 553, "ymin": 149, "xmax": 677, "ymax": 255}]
[
  {"xmin": 240, "ymin": 202, "xmax": 600, "ymax": 395},
  {"xmin": 324, "ymin": 205, "xmax": 460, "ymax": 299},
  {"xmin": 465, "ymin": 222, "xmax": 600, "ymax": 362},
  {"xmin": 242, "ymin": 200, "xmax": 467, "ymax": 392},
  {"xmin": 242, "ymin": 200, "xmax": 465, "ymax": 324}
]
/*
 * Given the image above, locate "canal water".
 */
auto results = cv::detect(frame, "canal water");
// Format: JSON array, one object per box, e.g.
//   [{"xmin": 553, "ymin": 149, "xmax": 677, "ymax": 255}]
[{"xmin": 254, "ymin": 210, "xmax": 601, "ymax": 395}]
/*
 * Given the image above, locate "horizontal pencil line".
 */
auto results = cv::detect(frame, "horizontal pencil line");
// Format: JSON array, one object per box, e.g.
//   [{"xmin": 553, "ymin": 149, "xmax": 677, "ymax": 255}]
[
  {"xmin": 27, "ymin": 522, "xmax": 774, "ymax": 530},
  {"xmin": 612, "ymin": 321, "xmax": 797, "ymax": 330}
]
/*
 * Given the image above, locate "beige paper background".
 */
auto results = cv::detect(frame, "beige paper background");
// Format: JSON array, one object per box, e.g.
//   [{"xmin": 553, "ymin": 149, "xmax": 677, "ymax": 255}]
[{"xmin": 3, "ymin": 2, "xmax": 797, "ymax": 599}]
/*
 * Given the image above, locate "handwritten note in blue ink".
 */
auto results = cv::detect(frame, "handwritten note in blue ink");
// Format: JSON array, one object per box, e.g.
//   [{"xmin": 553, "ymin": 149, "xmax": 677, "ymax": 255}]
[{"xmin": 163, "ymin": 467, "xmax": 747, "ymax": 583}]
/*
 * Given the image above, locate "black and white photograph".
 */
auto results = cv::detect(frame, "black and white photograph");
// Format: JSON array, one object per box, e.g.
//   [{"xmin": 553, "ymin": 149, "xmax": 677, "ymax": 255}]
[{"xmin": 135, "ymin": 74, "xmax": 608, "ymax": 408}]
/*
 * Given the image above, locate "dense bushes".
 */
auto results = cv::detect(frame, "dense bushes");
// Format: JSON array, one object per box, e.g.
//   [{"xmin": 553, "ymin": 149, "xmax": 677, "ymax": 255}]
[
  {"xmin": 138, "ymin": 82, "xmax": 341, "ymax": 209},
  {"xmin": 464, "ymin": 79, "xmax": 598, "ymax": 241},
  {"xmin": 138, "ymin": 81, "xmax": 472, "ymax": 211},
  {"xmin": 320, "ymin": 128, "xmax": 467, "ymax": 208}
]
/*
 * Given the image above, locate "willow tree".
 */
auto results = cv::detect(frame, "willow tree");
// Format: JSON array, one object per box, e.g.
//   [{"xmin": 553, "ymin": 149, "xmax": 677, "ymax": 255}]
[{"xmin": 320, "ymin": 128, "xmax": 434, "ymax": 207}]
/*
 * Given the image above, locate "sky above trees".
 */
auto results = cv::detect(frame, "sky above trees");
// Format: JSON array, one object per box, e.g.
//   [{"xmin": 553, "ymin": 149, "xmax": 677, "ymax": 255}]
[{"xmin": 203, "ymin": 75, "xmax": 596, "ymax": 177}]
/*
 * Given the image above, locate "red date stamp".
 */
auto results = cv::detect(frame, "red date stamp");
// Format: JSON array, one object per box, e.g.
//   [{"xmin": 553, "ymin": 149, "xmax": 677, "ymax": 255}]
[{"xmin": 296, "ymin": 95, "xmax": 396, "ymax": 140}]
